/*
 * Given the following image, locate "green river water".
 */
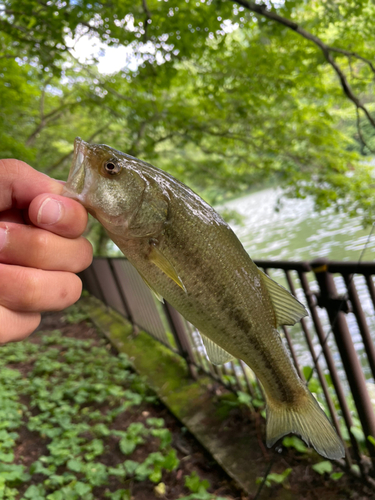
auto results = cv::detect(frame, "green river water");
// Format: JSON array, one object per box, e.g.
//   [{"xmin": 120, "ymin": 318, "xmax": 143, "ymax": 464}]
[{"xmin": 223, "ymin": 188, "xmax": 375, "ymax": 262}]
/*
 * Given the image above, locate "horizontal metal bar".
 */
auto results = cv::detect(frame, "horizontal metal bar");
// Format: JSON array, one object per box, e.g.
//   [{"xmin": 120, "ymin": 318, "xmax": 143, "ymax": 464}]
[
  {"xmin": 254, "ymin": 260, "xmax": 311, "ymax": 272},
  {"xmin": 325, "ymin": 262, "xmax": 375, "ymax": 274}
]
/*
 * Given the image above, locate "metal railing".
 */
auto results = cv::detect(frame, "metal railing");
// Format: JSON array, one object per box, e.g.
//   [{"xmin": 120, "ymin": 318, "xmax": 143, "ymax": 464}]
[{"xmin": 80, "ymin": 257, "xmax": 375, "ymax": 477}]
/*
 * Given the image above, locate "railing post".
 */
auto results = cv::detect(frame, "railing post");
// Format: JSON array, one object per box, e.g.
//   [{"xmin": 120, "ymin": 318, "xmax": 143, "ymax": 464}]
[
  {"xmin": 343, "ymin": 273, "xmax": 375, "ymax": 381},
  {"xmin": 312, "ymin": 258, "xmax": 375, "ymax": 464},
  {"xmin": 298, "ymin": 270, "xmax": 355, "ymax": 466},
  {"xmin": 163, "ymin": 302, "xmax": 198, "ymax": 379}
]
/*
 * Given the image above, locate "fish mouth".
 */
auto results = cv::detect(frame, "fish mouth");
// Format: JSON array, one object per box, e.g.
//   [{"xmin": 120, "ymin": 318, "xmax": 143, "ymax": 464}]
[{"xmin": 62, "ymin": 137, "xmax": 89, "ymax": 200}]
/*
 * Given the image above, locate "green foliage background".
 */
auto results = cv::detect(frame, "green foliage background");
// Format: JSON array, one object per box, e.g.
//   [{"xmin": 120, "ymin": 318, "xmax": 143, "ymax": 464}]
[{"xmin": 1, "ymin": 0, "xmax": 375, "ymax": 252}]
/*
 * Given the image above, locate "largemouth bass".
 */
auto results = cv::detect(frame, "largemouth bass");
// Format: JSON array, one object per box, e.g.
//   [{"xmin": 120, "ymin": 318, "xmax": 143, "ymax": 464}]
[{"xmin": 64, "ymin": 137, "xmax": 344, "ymax": 460}]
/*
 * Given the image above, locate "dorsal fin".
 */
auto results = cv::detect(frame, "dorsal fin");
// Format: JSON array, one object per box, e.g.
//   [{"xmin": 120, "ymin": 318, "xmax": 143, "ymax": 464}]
[
  {"xmin": 200, "ymin": 333, "xmax": 234, "ymax": 365},
  {"xmin": 259, "ymin": 271, "xmax": 308, "ymax": 326}
]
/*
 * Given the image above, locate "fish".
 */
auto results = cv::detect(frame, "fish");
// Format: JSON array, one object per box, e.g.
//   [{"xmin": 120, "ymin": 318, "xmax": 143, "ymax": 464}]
[{"xmin": 64, "ymin": 137, "xmax": 345, "ymax": 460}]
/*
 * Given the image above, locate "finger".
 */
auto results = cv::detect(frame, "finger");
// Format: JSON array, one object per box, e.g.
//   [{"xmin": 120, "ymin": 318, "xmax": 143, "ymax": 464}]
[
  {"xmin": 0, "ymin": 208, "xmax": 25, "ymax": 224},
  {"xmin": 28, "ymin": 193, "xmax": 89, "ymax": 239},
  {"xmin": 0, "ymin": 223, "xmax": 93, "ymax": 273},
  {"xmin": 0, "ymin": 307, "xmax": 41, "ymax": 344},
  {"xmin": 0, "ymin": 264, "xmax": 82, "ymax": 312},
  {"xmin": 0, "ymin": 159, "xmax": 64, "ymax": 212}
]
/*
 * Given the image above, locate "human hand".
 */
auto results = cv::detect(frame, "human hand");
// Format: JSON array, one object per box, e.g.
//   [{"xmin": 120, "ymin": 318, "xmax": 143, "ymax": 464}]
[{"xmin": 0, "ymin": 159, "xmax": 93, "ymax": 343}]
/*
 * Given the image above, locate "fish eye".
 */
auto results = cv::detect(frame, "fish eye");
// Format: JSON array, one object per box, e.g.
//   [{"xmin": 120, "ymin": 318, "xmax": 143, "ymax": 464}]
[{"xmin": 104, "ymin": 160, "xmax": 121, "ymax": 175}]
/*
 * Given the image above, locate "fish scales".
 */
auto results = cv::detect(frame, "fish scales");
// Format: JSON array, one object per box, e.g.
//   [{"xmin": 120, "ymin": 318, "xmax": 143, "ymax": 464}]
[{"xmin": 64, "ymin": 137, "xmax": 345, "ymax": 460}]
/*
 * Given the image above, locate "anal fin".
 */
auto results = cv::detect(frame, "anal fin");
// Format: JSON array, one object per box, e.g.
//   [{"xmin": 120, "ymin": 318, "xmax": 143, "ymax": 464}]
[{"xmin": 200, "ymin": 334, "xmax": 234, "ymax": 365}]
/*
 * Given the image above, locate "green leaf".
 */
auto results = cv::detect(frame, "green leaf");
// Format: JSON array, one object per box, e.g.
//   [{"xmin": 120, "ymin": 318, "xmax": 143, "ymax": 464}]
[
  {"xmin": 84, "ymin": 439, "xmax": 104, "ymax": 460},
  {"xmin": 185, "ymin": 471, "xmax": 210, "ymax": 494},
  {"xmin": 0, "ymin": 463, "xmax": 31, "ymax": 483},
  {"xmin": 93, "ymin": 424, "xmax": 111, "ymax": 437},
  {"xmin": 236, "ymin": 391, "xmax": 252, "ymax": 407},
  {"xmin": 46, "ymin": 491, "xmax": 64, "ymax": 500},
  {"xmin": 74, "ymin": 481, "xmax": 92, "ymax": 496},
  {"xmin": 351, "ymin": 464, "xmax": 360, "ymax": 475},
  {"xmin": 107, "ymin": 465, "xmax": 126, "ymax": 479},
  {"xmin": 0, "ymin": 452, "xmax": 14, "ymax": 463},
  {"xmin": 106, "ymin": 490, "xmax": 131, "ymax": 500},
  {"xmin": 67, "ymin": 459, "xmax": 83, "ymax": 473},
  {"xmin": 282, "ymin": 436, "xmax": 308, "ymax": 453},
  {"xmin": 350, "ymin": 426, "xmax": 366, "ymax": 443},
  {"xmin": 44, "ymin": 474, "xmax": 65, "ymax": 487},
  {"xmin": 162, "ymin": 449, "xmax": 179, "ymax": 472},
  {"xmin": 23, "ymin": 484, "xmax": 46, "ymax": 500},
  {"xmin": 84, "ymin": 462, "xmax": 108, "ymax": 487},
  {"xmin": 151, "ymin": 428, "xmax": 172, "ymax": 449},
  {"xmin": 134, "ymin": 461, "xmax": 152, "ymax": 482},
  {"xmin": 149, "ymin": 466, "xmax": 162, "ymax": 483},
  {"xmin": 307, "ymin": 378, "xmax": 321, "ymax": 394},
  {"xmin": 312, "ymin": 461, "xmax": 333, "ymax": 475},
  {"xmin": 302, "ymin": 366, "xmax": 313, "ymax": 380},
  {"xmin": 146, "ymin": 418, "xmax": 165, "ymax": 428},
  {"xmin": 267, "ymin": 469, "xmax": 292, "ymax": 484},
  {"xmin": 29, "ymin": 461, "xmax": 55, "ymax": 477},
  {"xmin": 330, "ymin": 472, "xmax": 344, "ymax": 480},
  {"xmin": 119, "ymin": 437, "xmax": 137, "ymax": 455},
  {"xmin": 123, "ymin": 460, "xmax": 139, "ymax": 476}
]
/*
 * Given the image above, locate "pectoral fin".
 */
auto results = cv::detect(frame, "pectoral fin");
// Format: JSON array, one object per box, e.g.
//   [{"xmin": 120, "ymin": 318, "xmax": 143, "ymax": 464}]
[
  {"xmin": 149, "ymin": 244, "xmax": 187, "ymax": 293},
  {"xmin": 139, "ymin": 272, "xmax": 164, "ymax": 303},
  {"xmin": 200, "ymin": 333, "xmax": 234, "ymax": 365},
  {"xmin": 259, "ymin": 270, "xmax": 308, "ymax": 326}
]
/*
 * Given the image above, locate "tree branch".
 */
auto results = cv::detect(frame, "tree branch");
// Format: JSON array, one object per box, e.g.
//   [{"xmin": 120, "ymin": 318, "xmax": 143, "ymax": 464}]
[
  {"xmin": 232, "ymin": 0, "xmax": 375, "ymax": 129},
  {"xmin": 356, "ymin": 108, "xmax": 375, "ymax": 155},
  {"xmin": 128, "ymin": 121, "xmax": 148, "ymax": 156},
  {"xmin": 328, "ymin": 47, "xmax": 375, "ymax": 75},
  {"xmin": 0, "ymin": 54, "xmax": 17, "ymax": 60},
  {"xmin": 152, "ymin": 132, "xmax": 176, "ymax": 146},
  {"xmin": 45, "ymin": 124, "xmax": 110, "ymax": 173},
  {"xmin": 102, "ymin": 85, "xmax": 133, "ymax": 102},
  {"xmin": 39, "ymin": 77, "xmax": 53, "ymax": 121},
  {"xmin": 142, "ymin": 0, "xmax": 152, "ymax": 42},
  {"xmin": 68, "ymin": 55, "xmax": 133, "ymax": 103},
  {"xmin": 26, "ymin": 93, "xmax": 80, "ymax": 146}
]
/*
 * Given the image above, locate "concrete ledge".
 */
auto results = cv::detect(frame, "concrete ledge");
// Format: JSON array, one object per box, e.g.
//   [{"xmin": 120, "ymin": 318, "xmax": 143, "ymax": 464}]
[{"xmin": 79, "ymin": 295, "xmax": 294, "ymax": 499}]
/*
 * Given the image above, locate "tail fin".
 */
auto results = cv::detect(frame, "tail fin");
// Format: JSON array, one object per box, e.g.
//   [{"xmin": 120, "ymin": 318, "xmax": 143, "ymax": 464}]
[{"xmin": 266, "ymin": 389, "xmax": 345, "ymax": 460}]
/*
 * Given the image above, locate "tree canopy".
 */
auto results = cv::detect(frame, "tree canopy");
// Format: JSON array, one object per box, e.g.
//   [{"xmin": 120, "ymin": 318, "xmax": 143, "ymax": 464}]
[{"xmin": 1, "ymin": 0, "xmax": 375, "ymax": 252}]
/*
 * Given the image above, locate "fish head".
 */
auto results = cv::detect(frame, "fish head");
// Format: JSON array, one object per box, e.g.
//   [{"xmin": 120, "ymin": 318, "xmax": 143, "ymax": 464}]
[{"xmin": 64, "ymin": 137, "xmax": 169, "ymax": 238}]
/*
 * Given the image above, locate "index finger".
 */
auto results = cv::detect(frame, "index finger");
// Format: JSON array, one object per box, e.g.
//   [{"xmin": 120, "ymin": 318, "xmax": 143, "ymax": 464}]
[{"xmin": 0, "ymin": 159, "xmax": 64, "ymax": 211}]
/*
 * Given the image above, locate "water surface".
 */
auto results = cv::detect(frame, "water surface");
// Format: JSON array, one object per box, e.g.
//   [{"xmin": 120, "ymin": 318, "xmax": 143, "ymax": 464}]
[{"xmin": 222, "ymin": 188, "xmax": 375, "ymax": 262}]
